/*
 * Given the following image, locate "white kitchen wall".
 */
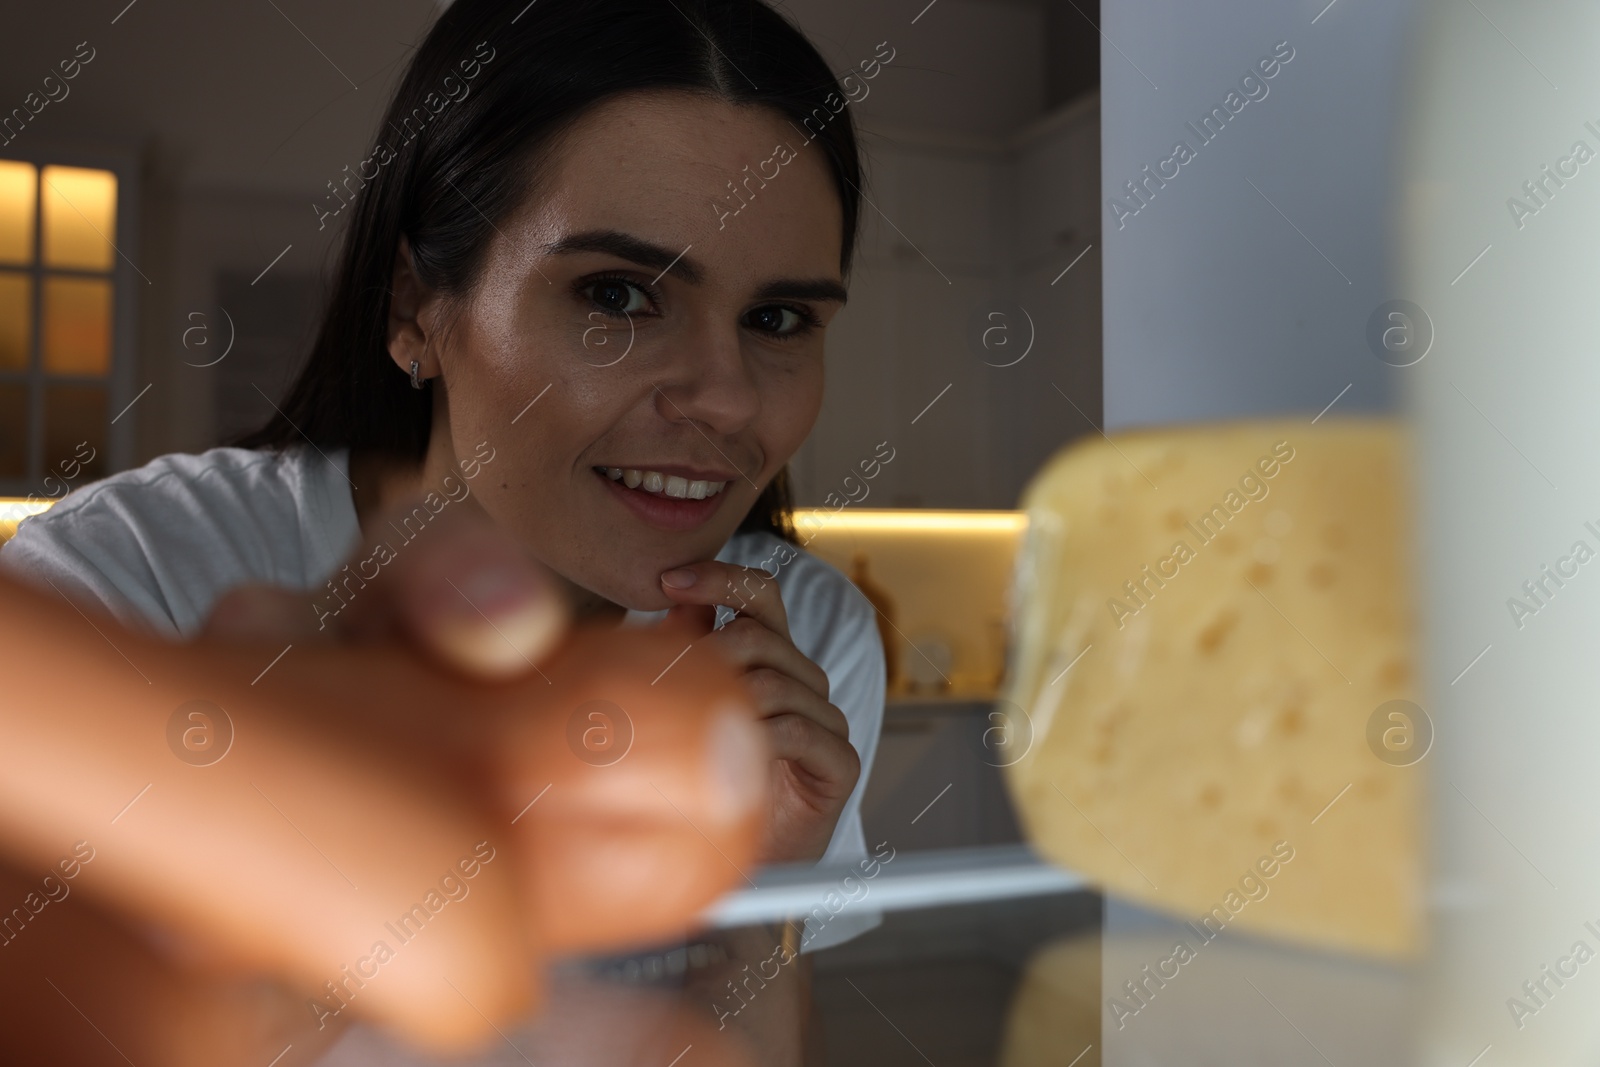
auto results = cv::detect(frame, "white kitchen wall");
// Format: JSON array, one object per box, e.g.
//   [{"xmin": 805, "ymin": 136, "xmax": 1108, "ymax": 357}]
[{"xmin": 792, "ymin": 93, "xmax": 1102, "ymax": 510}]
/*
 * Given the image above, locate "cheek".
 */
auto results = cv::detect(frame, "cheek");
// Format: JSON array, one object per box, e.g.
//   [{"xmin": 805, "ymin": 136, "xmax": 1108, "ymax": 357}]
[
  {"xmin": 461, "ymin": 386, "xmax": 618, "ymax": 497},
  {"xmin": 445, "ymin": 299, "xmax": 554, "ymax": 427},
  {"xmin": 755, "ymin": 358, "xmax": 825, "ymax": 468},
  {"xmin": 447, "ymin": 287, "xmax": 604, "ymax": 446}
]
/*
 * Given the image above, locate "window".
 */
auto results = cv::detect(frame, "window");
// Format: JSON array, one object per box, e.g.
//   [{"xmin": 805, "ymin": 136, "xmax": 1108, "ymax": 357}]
[{"xmin": 0, "ymin": 153, "xmax": 132, "ymax": 492}]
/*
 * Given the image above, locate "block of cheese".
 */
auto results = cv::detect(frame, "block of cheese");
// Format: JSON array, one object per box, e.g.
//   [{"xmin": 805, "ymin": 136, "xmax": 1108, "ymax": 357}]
[
  {"xmin": 1003, "ymin": 419, "xmax": 1420, "ymax": 959},
  {"xmin": 998, "ymin": 931, "xmax": 1100, "ymax": 1067}
]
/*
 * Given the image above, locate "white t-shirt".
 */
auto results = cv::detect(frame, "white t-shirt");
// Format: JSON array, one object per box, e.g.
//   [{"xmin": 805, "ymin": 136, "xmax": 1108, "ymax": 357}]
[{"xmin": 0, "ymin": 445, "xmax": 886, "ymax": 950}]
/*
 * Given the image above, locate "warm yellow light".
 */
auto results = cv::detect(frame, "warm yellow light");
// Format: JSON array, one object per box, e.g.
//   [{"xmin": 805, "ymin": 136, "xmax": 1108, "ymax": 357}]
[
  {"xmin": 0, "ymin": 160, "xmax": 35, "ymax": 266},
  {"xmin": 794, "ymin": 508, "xmax": 1028, "ymax": 535},
  {"xmin": 0, "ymin": 498, "xmax": 54, "ymax": 544},
  {"xmin": 0, "ymin": 272, "xmax": 29, "ymax": 371},
  {"xmin": 42, "ymin": 166, "xmax": 116, "ymax": 272},
  {"xmin": 43, "ymin": 276, "xmax": 111, "ymax": 374},
  {"xmin": 0, "ymin": 498, "xmax": 54, "ymax": 522}
]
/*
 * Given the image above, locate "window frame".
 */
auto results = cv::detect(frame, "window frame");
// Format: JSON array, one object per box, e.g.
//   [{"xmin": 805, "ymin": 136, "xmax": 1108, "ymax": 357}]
[{"xmin": 0, "ymin": 140, "xmax": 139, "ymax": 496}]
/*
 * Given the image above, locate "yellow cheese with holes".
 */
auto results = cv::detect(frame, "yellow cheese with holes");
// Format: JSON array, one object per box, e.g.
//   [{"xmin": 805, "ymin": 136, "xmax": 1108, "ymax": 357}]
[{"xmin": 1003, "ymin": 419, "xmax": 1420, "ymax": 959}]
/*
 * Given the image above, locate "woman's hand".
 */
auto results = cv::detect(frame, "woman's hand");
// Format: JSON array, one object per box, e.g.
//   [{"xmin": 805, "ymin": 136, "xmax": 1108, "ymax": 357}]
[{"xmin": 658, "ymin": 560, "xmax": 860, "ymax": 865}]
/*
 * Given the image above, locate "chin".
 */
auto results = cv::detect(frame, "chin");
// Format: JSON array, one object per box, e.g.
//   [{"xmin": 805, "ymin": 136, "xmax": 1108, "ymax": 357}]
[
  {"xmin": 615, "ymin": 583, "xmax": 676, "ymax": 614},
  {"xmin": 570, "ymin": 565, "xmax": 676, "ymax": 615},
  {"xmin": 564, "ymin": 524, "xmax": 743, "ymax": 614}
]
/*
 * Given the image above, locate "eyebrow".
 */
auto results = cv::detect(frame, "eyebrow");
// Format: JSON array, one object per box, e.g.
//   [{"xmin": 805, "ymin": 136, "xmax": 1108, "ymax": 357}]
[{"xmin": 542, "ymin": 228, "xmax": 848, "ymax": 305}]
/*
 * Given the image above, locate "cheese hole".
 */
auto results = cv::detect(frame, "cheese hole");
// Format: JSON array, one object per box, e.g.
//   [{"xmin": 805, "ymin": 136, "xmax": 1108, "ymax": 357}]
[
  {"xmin": 1277, "ymin": 705, "xmax": 1306, "ymax": 736},
  {"xmin": 1376, "ymin": 658, "xmax": 1409, "ymax": 688},
  {"xmin": 1196, "ymin": 609, "xmax": 1239, "ymax": 654},
  {"xmin": 1246, "ymin": 561, "xmax": 1275, "ymax": 586}
]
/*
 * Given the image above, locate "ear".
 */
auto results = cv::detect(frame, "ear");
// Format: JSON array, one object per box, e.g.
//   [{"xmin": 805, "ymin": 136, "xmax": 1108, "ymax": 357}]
[{"xmin": 387, "ymin": 235, "xmax": 443, "ymax": 384}]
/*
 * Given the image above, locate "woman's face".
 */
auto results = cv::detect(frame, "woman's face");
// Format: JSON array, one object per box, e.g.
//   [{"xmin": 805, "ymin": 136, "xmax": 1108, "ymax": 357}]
[{"xmin": 413, "ymin": 91, "xmax": 847, "ymax": 613}]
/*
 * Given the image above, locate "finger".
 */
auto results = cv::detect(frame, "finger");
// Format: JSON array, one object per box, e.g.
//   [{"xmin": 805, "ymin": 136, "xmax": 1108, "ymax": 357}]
[
  {"xmin": 0, "ymin": 572, "xmax": 535, "ymax": 1052},
  {"xmin": 661, "ymin": 600, "xmax": 716, "ymax": 640},
  {"xmin": 200, "ymin": 584, "xmax": 332, "ymax": 645},
  {"xmin": 658, "ymin": 561, "xmax": 790, "ymax": 640},
  {"xmin": 337, "ymin": 501, "xmax": 569, "ymax": 680},
  {"xmin": 743, "ymin": 668, "xmax": 848, "ymax": 742},
  {"xmin": 0, "ymin": 569, "xmax": 770, "ymax": 1052},
  {"xmin": 761, "ymin": 713, "xmax": 861, "ymax": 800},
  {"xmin": 0, "ymin": 858, "xmax": 343, "ymax": 1067},
  {"xmin": 196, "ymin": 503, "xmax": 568, "ymax": 680},
  {"xmin": 484, "ymin": 624, "xmax": 770, "ymax": 957},
  {"xmin": 705, "ymin": 618, "xmax": 830, "ymax": 703}
]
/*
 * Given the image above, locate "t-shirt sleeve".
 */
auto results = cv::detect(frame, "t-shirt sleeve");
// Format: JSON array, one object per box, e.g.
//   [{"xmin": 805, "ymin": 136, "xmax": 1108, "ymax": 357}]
[
  {"xmin": 2, "ymin": 499, "xmax": 188, "ymax": 638},
  {"xmin": 0, "ymin": 448, "xmax": 359, "ymax": 640}
]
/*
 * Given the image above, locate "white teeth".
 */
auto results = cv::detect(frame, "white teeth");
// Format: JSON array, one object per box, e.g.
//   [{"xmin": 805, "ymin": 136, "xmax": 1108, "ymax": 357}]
[{"xmin": 605, "ymin": 467, "xmax": 729, "ymax": 499}]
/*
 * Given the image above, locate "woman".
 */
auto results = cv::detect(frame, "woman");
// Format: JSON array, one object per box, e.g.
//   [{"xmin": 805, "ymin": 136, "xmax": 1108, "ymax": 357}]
[{"xmin": 1, "ymin": 0, "xmax": 884, "ymax": 1054}]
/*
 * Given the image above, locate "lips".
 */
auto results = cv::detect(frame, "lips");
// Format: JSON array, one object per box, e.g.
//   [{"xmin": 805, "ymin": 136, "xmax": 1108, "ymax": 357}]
[{"xmin": 592, "ymin": 465, "xmax": 735, "ymax": 532}]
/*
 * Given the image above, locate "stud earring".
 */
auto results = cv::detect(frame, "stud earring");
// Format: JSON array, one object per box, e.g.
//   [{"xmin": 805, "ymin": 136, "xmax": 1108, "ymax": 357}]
[{"xmin": 410, "ymin": 360, "xmax": 424, "ymax": 390}]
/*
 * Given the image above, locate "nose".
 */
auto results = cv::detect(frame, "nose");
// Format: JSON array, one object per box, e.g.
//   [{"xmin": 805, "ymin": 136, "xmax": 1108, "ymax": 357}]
[{"xmin": 652, "ymin": 316, "xmax": 761, "ymax": 438}]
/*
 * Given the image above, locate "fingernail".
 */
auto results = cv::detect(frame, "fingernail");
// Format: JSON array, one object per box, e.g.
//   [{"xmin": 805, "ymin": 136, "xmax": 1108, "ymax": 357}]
[
  {"xmin": 661, "ymin": 567, "xmax": 698, "ymax": 589},
  {"xmin": 436, "ymin": 597, "xmax": 564, "ymax": 679},
  {"xmin": 433, "ymin": 565, "xmax": 563, "ymax": 678}
]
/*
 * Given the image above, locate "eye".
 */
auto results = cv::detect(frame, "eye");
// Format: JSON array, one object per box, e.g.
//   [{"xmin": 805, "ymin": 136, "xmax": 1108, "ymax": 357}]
[
  {"xmin": 582, "ymin": 276, "xmax": 656, "ymax": 317},
  {"xmin": 744, "ymin": 304, "xmax": 818, "ymax": 338}
]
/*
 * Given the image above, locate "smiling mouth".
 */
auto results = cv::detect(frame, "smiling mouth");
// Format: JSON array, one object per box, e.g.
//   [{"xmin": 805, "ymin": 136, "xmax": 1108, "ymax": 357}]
[{"xmin": 595, "ymin": 466, "xmax": 730, "ymax": 501}]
